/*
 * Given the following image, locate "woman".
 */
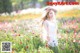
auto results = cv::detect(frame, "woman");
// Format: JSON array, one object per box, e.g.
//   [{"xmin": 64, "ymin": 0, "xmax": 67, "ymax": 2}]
[{"xmin": 41, "ymin": 6, "xmax": 58, "ymax": 53}]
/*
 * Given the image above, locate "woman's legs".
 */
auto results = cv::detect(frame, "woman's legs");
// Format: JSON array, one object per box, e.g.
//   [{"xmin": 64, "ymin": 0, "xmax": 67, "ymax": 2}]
[
  {"xmin": 46, "ymin": 36, "xmax": 59, "ymax": 53},
  {"xmin": 48, "ymin": 41, "xmax": 58, "ymax": 53},
  {"xmin": 49, "ymin": 46, "xmax": 58, "ymax": 53}
]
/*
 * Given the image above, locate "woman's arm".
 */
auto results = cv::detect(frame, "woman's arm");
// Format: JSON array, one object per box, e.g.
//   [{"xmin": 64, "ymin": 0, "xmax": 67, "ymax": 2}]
[{"xmin": 43, "ymin": 20, "xmax": 50, "ymax": 41}]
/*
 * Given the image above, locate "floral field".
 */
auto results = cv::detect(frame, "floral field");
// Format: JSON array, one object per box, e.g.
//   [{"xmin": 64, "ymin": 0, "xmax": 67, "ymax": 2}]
[
  {"xmin": 0, "ymin": 17, "xmax": 80, "ymax": 53},
  {"xmin": 0, "ymin": 8, "xmax": 80, "ymax": 53},
  {"xmin": 0, "ymin": 9, "xmax": 80, "ymax": 21}
]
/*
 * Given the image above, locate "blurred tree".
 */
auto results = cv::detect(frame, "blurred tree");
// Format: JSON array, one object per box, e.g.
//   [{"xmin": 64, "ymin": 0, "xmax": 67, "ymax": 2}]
[
  {"xmin": 0, "ymin": 0, "xmax": 79, "ymax": 13},
  {"xmin": 31, "ymin": 0, "xmax": 38, "ymax": 8},
  {"xmin": 43, "ymin": 0, "xmax": 52, "ymax": 6},
  {"xmin": 11, "ymin": 0, "xmax": 32, "ymax": 11},
  {"xmin": 3, "ymin": 0, "xmax": 12, "ymax": 13},
  {"xmin": 0, "ymin": 0, "xmax": 12, "ymax": 13},
  {"xmin": 0, "ymin": 0, "xmax": 4, "ymax": 13}
]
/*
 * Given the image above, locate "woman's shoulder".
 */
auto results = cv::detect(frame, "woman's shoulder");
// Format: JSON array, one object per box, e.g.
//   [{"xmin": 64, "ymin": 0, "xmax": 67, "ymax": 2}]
[
  {"xmin": 43, "ymin": 20, "xmax": 49, "ymax": 24},
  {"xmin": 42, "ymin": 20, "xmax": 49, "ymax": 26},
  {"xmin": 44, "ymin": 20, "xmax": 49, "ymax": 22}
]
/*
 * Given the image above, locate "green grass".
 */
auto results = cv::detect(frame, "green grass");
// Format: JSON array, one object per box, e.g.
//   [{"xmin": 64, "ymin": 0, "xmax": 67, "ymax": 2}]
[{"xmin": 0, "ymin": 17, "xmax": 80, "ymax": 53}]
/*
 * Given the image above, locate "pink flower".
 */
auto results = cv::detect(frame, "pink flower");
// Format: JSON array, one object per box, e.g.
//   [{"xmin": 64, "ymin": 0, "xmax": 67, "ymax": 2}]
[
  {"xmin": 20, "ymin": 42, "xmax": 22, "ymax": 44},
  {"xmin": 77, "ymin": 40, "xmax": 80, "ymax": 43}
]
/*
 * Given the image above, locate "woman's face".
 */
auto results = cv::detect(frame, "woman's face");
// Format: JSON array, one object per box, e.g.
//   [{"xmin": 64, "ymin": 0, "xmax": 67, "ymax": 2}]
[{"xmin": 48, "ymin": 10, "xmax": 55, "ymax": 19}]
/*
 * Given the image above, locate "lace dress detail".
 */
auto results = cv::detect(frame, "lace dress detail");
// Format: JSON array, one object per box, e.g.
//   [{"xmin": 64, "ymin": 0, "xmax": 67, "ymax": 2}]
[{"xmin": 42, "ymin": 20, "xmax": 58, "ymax": 47}]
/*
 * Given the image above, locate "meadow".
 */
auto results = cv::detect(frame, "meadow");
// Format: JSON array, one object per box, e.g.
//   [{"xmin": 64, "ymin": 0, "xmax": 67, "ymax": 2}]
[{"xmin": 0, "ymin": 9, "xmax": 80, "ymax": 53}]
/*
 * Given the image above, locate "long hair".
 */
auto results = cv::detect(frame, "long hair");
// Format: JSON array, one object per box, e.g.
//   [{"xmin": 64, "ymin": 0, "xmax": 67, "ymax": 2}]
[
  {"xmin": 41, "ymin": 11, "xmax": 49, "ymax": 26},
  {"xmin": 41, "ymin": 10, "xmax": 57, "ymax": 27}
]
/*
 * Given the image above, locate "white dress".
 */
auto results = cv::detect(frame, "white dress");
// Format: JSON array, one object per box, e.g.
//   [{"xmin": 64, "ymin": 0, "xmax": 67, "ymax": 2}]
[{"xmin": 42, "ymin": 20, "xmax": 58, "ymax": 47}]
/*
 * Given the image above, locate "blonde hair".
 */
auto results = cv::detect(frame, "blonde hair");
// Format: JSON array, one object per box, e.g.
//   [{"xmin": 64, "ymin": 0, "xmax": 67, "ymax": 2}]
[{"xmin": 41, "ymin": 7, "xmax": 57, "ymax": 27}]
